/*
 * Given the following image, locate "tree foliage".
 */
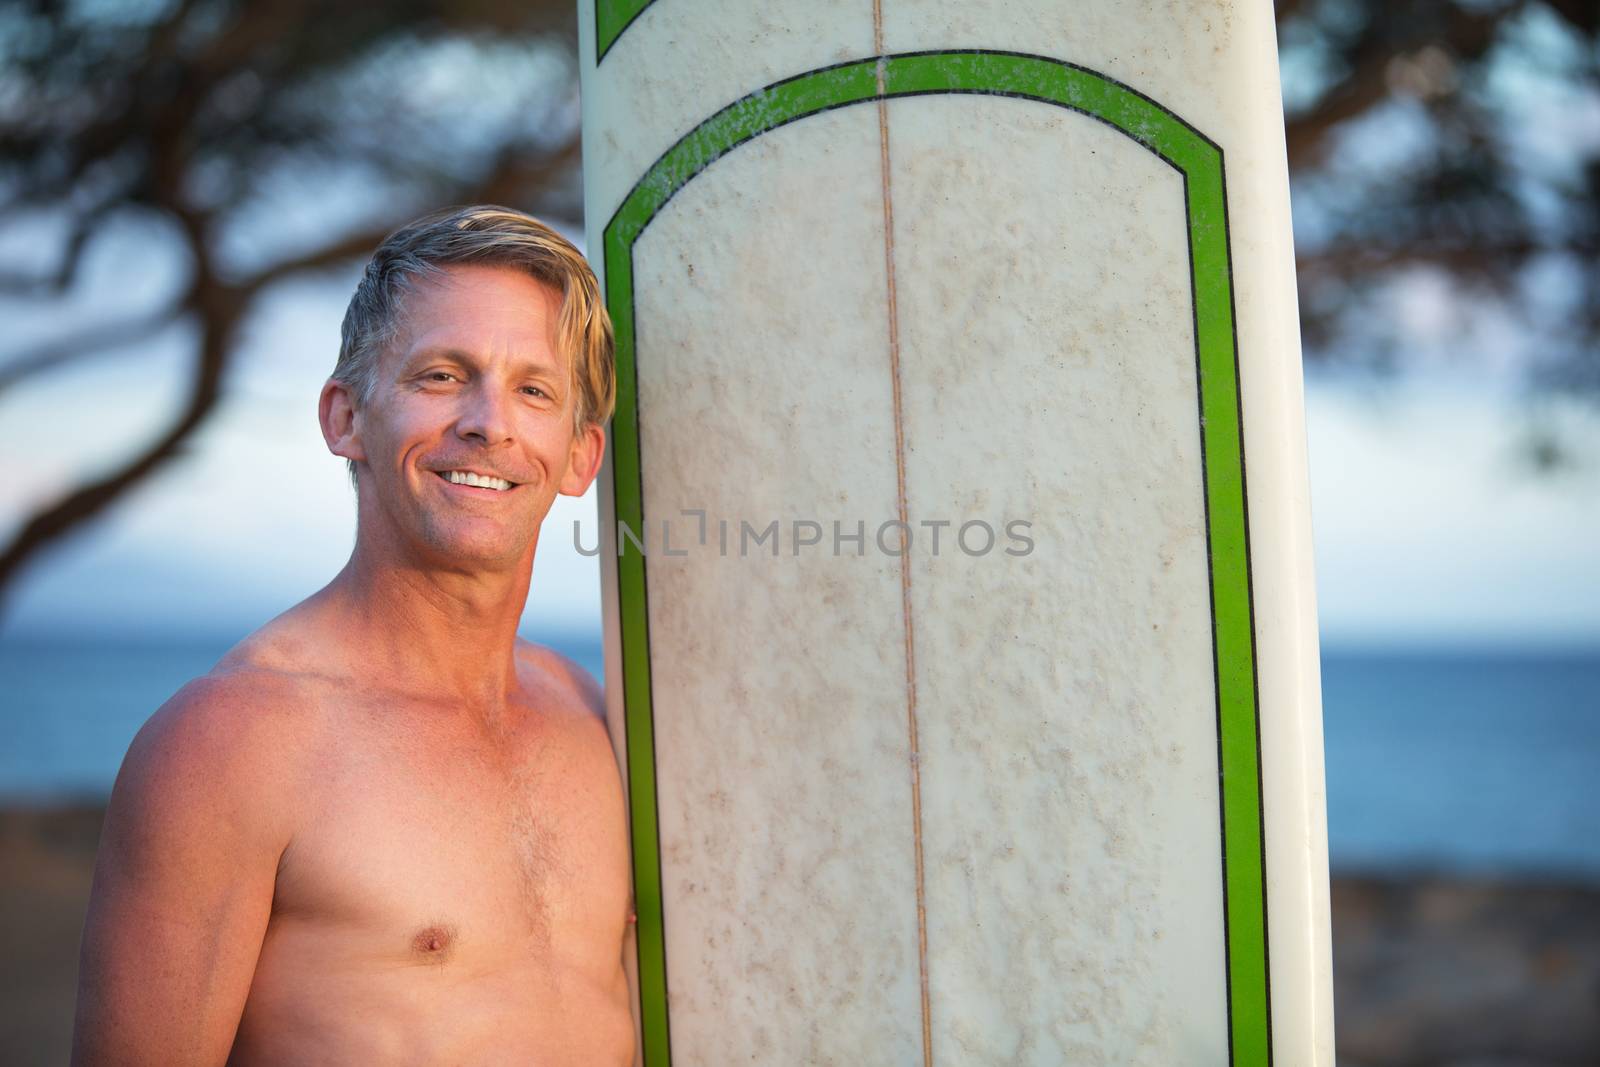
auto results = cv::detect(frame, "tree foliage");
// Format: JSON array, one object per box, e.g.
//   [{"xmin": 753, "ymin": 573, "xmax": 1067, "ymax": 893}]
[
  {"xmin": 1281, "ymin": 0, "xmax": 1599, "ymax": 391},
  {"xmin": 1, "ymin": 0, "xmax": 1596, "ymax": 603},
  {"xmin": 0, "ymin": 0, "xmax": 579, "ymax": 597}
]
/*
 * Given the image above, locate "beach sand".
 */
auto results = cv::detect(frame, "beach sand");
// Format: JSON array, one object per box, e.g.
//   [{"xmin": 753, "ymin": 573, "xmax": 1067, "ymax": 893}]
[
  {"xmin": 1, "ymin": 804, "xmax": 100, "ymax": 1065},
  {"xmin": 4, "ymin": 804, "xmax": 1597, "ymax": 1066}
]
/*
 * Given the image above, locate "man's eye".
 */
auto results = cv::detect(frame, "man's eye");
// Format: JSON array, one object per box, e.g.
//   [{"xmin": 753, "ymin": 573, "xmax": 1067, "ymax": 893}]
[
  {"xmin": 427, "ymin": 372, "xmax": 458, "ymax": 383},
  {"xmin": 520, "ymin": 386, "xmax": 549, "ymax": 398}
]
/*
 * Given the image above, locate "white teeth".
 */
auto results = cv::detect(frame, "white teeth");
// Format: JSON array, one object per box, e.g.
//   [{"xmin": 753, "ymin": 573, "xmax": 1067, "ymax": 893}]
[{"xmin": 444, "ymin": 470, "xmax": 513, "ymax": 491}]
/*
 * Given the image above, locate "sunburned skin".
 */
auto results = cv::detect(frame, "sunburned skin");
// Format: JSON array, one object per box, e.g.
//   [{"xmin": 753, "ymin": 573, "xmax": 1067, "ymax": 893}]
[
  {"xmin": 73, "ymin": 261, "xmax": 634, "ymax": 1066},
  {"xmin": 198, "ymin": 625, "xmax": 629, "ymax": 1067}
]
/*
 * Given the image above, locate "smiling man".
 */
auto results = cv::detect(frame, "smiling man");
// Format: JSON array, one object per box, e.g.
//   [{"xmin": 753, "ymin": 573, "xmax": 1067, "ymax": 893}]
[{"xmin": 72, "ymin": 207, "xmax": 634, "ymax": 1065}]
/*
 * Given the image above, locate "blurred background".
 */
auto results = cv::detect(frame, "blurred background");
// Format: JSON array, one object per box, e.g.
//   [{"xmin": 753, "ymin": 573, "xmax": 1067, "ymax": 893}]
[{"xmin": 1, "ymin": 1, "xmax": 1597, "ymax": 1064}]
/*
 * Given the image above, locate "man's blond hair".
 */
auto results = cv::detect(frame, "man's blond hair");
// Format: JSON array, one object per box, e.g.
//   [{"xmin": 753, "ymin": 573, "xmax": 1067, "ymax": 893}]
[{"xmin": 334, "ymin": 205, "xmax": 615, "ymax": 438}]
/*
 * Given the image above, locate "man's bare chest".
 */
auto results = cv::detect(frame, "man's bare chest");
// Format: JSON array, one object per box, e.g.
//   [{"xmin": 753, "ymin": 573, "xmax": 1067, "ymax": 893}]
[{"xmin": 266, "ymin": 715, "xmax": 626, "ymax": 968}]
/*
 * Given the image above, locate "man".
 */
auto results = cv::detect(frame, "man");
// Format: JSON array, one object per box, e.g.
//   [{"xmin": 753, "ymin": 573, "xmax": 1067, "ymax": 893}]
[{"xmin": 72, "ymin": 206, "xmax": 635, "ymax": 1065}]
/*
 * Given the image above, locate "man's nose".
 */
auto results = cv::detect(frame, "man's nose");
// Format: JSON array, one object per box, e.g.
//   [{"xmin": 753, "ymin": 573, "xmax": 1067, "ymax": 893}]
[{"xmin": 455, "ymin": 381, "xmax": 514, "ymax": 445}]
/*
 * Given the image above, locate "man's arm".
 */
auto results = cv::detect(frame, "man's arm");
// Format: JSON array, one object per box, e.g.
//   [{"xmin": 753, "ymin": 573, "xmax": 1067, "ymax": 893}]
[{"xmin": 73, "ymin": 674, "xmax": 295, "ymax": 1066}]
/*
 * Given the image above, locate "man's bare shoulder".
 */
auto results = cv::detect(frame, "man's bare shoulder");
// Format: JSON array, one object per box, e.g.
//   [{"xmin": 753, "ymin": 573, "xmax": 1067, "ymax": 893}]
[
  {"xmin": 511, "ymin": 641, "xmax": 625, "ymax": 824},
  {"xmin": 112, "ymin": 610, "xmax": 343, "ymax": 833},
  {"xmin": 513, "ymin": 642, "xmax": 614, "ymax": 765},
  {"xmin": 127, "ymin": 660, "xmax": 317, "ymax": 788},
  {"xmin": 213, "ymin": 597, "xmax": 349, "ymax": 684},
  {"xmin": 95, "ymin": 666, "xmax": 322, "ymax": 907},
  {"xmin": 515, "ymin": 640, "xmax": 606, "ymax": 722},
  {"xmin": 77, "ymin": 635, "xmax": 337, "ymax": 1066},
  {"xmin": 157, "ymin": 654, "xmax": 323, "ymax": 740}
]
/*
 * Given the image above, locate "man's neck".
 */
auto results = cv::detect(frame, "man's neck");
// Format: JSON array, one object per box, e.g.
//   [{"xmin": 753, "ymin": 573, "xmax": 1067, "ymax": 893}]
[{"xmin": 318, "ymin": 535, "xmax": 537, "ymax": 713}]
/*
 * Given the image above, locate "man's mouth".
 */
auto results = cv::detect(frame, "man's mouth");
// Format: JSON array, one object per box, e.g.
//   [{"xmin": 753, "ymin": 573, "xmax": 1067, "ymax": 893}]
[{"xmin": 437, "ymin": 469, "xmax": 517, "ymax": 492}]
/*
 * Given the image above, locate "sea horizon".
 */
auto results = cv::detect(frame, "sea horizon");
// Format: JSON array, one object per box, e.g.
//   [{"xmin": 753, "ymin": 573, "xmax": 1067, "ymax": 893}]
[{"xmin": 4, "ymin": 630, "xmax": 1597, "ymax": 884}]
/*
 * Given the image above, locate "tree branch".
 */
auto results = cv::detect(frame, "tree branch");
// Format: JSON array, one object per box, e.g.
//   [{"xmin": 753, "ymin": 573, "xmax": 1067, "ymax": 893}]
[
  {"xmin": 240, "ymin": 134, "xmax": 582, "ymax": 293},
  {"xmin": 0, "ymin": 304, "xmax": 187, "ymax": 395},
  {"xmin": 474, "ymin": 134, "xmax": 582, "ymax": 211},
  {"xmin": 0, "ymin": 290, "xmax": 239, "ymax": 603},
  {"xmin": 0, "ymin": 133, "xmax": 584, "ymax": 605},
  {"xmin": 243, "ymin": 224, "xmax": 399, "ymax": 291},
  {"xmin": 0, "ymin": 3, "xmax": 594, "ymax": 612},
  {"xmin": 1284, "ymin": 1, "xmax": 1522, "ymax": 167},
  {"xmin": 0, "ymin": 205, "xmax": 112, "ymax": 297},
  {"xmin": 1297, "ymin": 235, "xmax": 1600, "ymax": 281}
]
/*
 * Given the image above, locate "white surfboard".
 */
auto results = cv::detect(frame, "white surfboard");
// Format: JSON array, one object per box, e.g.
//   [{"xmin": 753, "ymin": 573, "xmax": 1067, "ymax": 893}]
[{"xmin": 580, "ymin": 3, "xmax": 1333, "ymax": 1064}]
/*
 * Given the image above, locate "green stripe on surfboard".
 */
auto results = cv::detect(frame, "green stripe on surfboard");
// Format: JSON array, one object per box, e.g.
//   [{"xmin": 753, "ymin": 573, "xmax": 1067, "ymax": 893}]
[
  {"xmin": 595, "ymin": 0, "xmax": 656, "ymax": 61},
  {"xmin": 602, "ymin": 50, "xmax": 1271, "ymax": 1066}
]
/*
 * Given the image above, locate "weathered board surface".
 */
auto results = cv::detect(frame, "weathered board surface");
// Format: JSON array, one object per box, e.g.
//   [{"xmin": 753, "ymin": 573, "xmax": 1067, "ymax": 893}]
[{"xmin": 579, "ymin": 3, "xmax": 1333, "ymax": 1065}]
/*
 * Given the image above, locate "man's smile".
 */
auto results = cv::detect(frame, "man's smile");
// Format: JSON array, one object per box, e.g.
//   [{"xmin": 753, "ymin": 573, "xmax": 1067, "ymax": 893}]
[{"xmin": 435, "ymin": 469, "xmax": 520, "ymax": 492}]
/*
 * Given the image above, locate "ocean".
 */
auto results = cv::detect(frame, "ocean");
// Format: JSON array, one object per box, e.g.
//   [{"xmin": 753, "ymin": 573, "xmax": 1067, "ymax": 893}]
[
  {"xmin": 1319, "ymin": 648, "xmax": 1600, "ymax": 880},
  {"xmin": 2, "ymin": 636, "xmax": 1596, "ymax": 880}
]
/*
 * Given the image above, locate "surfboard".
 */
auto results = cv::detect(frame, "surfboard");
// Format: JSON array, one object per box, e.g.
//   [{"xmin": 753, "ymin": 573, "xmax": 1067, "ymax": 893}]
[{"xmin": 579, "ymin": 3, "xmax": 1333, "ymax": 1064}]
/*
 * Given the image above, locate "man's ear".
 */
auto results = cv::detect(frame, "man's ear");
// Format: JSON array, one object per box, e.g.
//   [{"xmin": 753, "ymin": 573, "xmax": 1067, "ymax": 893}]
[
  {"xmin": 558, "ymin": 422, "xmax": 606, "ymax": 497},
  {"xmin": 319, "ymin": 378, "xmax": 366, "ymax": 463}
]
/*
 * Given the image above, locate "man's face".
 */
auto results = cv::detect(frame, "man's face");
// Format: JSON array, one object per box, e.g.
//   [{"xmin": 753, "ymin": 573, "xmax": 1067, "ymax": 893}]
[{"xmin": 325, "ymin": 263, "xmax": 604, "ymax": 571}]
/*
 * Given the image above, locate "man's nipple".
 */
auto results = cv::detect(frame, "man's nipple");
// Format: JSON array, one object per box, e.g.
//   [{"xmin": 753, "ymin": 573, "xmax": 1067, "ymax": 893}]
[{"xmin": 411, "ymin": 923, "xmax": 458, "ymax": 963}]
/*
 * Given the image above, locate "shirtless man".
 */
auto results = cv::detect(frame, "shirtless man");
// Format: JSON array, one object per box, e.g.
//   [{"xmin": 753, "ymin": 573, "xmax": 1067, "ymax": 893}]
[{"xmin": 72, "ymin": 206, "xmax": 634, "ymax": 1065}]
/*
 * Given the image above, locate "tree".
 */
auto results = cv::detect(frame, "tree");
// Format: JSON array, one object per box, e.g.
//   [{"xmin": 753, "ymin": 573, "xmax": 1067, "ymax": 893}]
[
  {"xmin": 0, "ymin": 0, "xmax": 581, "ymax": 603},
  {"xmin": 1280, "ymin": 0, "xmax": 1599, "ymax": 397},
  {"xmin": 2, "ymin": 0, "xmax": 1596, "ymax": 607}
]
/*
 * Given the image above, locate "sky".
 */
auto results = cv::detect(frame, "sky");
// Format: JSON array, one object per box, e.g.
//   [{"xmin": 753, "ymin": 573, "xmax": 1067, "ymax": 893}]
[
  {"xmin": 1, "ymin": 222, "xmax": 1597, "ymax": 650},
  {"xmin": 3, "ymin": 8, "xmax": 1597, "ymax": 654},
  {"xmin": 0, "ymin": 261, "xmax": 601, "ymax": 642}
]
